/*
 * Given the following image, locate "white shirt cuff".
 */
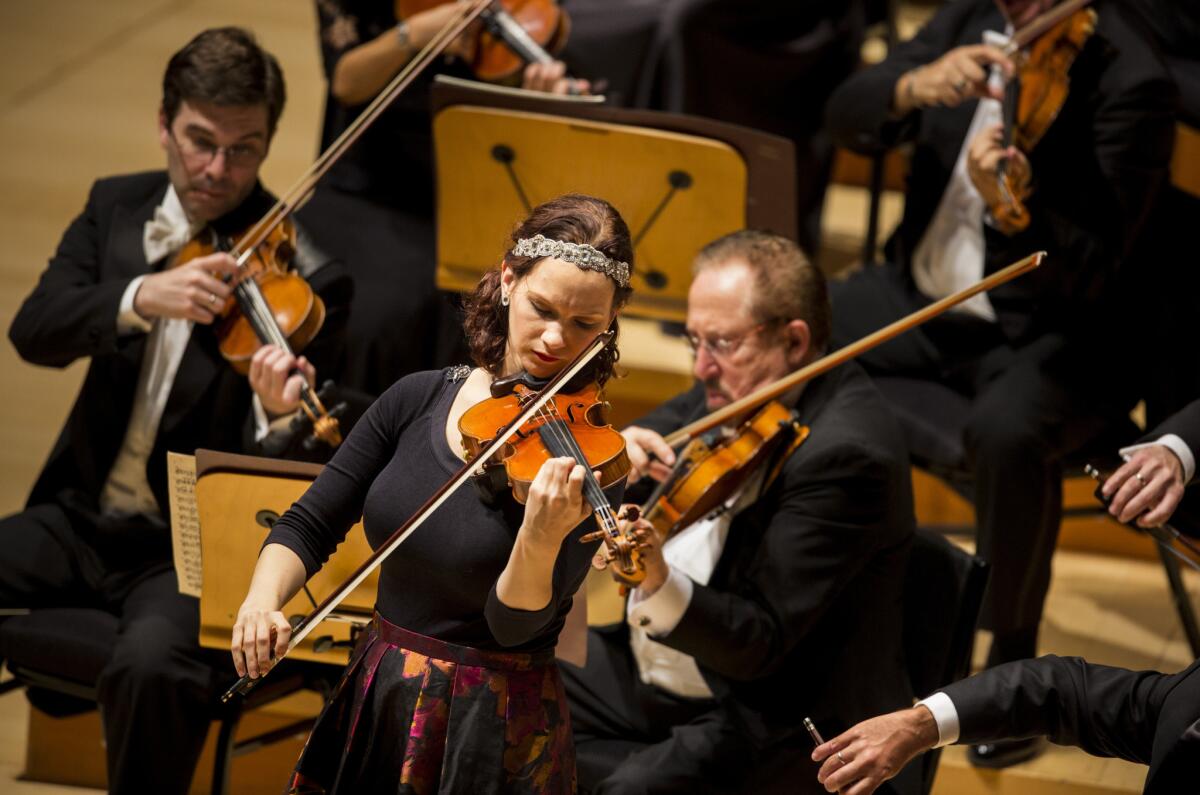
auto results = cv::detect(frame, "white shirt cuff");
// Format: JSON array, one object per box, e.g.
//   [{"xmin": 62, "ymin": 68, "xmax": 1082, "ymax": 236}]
[
  {"xmin": 626, "ymin": 567, "xmax": 693, "ymax": 637},
  {"xmin": 117, "ymin": 276, "xmax": 153, "ymax": 335},
  {"xmin": 1121, "ymin": 435, "xmax": 1195, "ymax": 483},
  {"xmin": 251, "ymin": 393, "xmax": 300, "ymax": 442},
  {"xmin": 917, "ymin": 692, "xmax": 960, "ymax": 748}
]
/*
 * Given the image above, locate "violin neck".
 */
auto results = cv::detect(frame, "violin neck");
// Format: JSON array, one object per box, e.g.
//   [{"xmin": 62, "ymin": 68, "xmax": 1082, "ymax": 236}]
[
  {"xmin": 535, "ymin": 417, "xmax": 617, "ymax": 523},
  {"xmin": 481, "ymin": 5, "xmax": 554, "ymax": 65}
]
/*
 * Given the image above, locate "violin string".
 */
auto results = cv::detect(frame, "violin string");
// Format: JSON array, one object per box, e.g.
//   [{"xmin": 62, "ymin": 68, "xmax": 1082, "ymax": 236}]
[
  {"xmin": 532, "ymin": 401, "xmax": 608, "ymax": 514},
  {"xmin": 533, "ymin": 399, "xmax": 620, "ymax": 536}
]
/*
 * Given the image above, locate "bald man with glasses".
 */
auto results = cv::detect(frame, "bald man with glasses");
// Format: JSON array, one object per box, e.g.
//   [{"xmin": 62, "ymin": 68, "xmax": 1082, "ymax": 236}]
[{"xmin": 559, "ymin": 230, "xmax": 922, "ymax": 795}]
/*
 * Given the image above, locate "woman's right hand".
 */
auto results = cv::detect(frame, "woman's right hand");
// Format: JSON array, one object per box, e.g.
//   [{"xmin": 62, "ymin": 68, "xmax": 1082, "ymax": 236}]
[
  {"xmin": 622, "ymin": 426, "xmax": 676, "ymax": 484},
  {"xmin": 231, "ymin": 601, "xmax": 292, "ymax": 679}
]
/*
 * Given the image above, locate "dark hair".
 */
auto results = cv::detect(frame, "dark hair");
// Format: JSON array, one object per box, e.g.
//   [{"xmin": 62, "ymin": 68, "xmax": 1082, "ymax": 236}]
[
  {"xmin": 162, "ymin": 27, "xmax": 286, "ymax": 136},
  {"xmin": 693, "ymin": 230, "xmax": 831, "ymax": 354},
  {"xmin": 462, "ymin": 194, "xmax": 634, "ymax": 386}
]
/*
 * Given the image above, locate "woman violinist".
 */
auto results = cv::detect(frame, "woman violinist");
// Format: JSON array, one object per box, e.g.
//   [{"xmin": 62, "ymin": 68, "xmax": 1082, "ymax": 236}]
[{"xmin": 232, "ymin": 194, "xmax": 634, "ymax": 793}]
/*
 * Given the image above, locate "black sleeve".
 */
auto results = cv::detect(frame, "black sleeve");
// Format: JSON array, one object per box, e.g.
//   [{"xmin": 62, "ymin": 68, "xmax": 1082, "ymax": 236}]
[
  {"xmin": 983, "ymin": 46, "xmax": 1176, "ymax": 295},
  {"xmin": 262, "ymin": 374, "xmax": 424, "ymax": 577},
  {"xmin": 8, "ymin": 181, "xmax": 134, "ymax": 368},
  {"xmin": 824, "ymin": 0, "xmax": 971, "ymax": 154},
  {"xmin": 659, "ymin": 442, "xmax": 901, "ymax": 680},
  {"xmin": 1143, "ymin": 399, "xmax": 1200, "ymax": 482},
  {"xmin": 315, "ymin": 0, "xmax": 379, "ymax": 80},
  {"xmin": 485, "ymin": 479, "xmax": 626, "ymax": 648},
  {"xmin": 942, "ymin": 655, "xmax": 1195, "ymax": 765}
]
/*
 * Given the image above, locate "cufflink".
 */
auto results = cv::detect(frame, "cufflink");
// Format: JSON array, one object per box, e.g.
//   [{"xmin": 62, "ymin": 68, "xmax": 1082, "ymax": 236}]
[{"xmin": 638, "ymin": 616, "xmax": 651, "ymax": 628}]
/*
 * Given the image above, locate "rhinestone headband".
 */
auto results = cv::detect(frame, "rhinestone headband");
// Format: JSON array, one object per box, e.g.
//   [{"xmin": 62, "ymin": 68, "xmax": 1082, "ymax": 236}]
[{"xmin": 511, "ymin": 234, "xmax": 630, "ymax": 288}]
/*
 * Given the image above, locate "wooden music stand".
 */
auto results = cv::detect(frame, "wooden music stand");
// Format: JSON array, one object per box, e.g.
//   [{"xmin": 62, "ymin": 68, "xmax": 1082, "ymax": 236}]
[
  {"xmin": 430, "ymin": 75, "xmax": 798, "ymax": 324},
  {"xmin": 190, "ymin": 449, "xmax": 590, "ymax": 667},
  {"xmin": 193, "ymin": 449, "xmax": 377, "ymax": 666}
]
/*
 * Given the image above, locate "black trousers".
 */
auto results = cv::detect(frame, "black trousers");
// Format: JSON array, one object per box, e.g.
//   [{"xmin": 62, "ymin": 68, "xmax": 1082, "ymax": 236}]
[
  {"xmin": 0, "ymin": 499, "xmax": 226, "ymax": 795},
  {"xmin": 560, "ymin": 626, "xmax": 753, "ymax": 795},
  {"xmin": 830, "ymin": 264, "xmax": 1129, "ymax": 648}
]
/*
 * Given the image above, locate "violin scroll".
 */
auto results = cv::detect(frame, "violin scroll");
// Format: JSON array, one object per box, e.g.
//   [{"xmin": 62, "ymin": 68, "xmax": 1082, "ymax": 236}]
[{"xmin": 583, "ymin": 504, "xmax": 650, "ymax": 594}]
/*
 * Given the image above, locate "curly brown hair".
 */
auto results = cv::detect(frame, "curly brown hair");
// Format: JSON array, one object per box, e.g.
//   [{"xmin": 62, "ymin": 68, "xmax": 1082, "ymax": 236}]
[{"xmin": 462, "ymin": 194, "xmax": 634, "ymax": 386}]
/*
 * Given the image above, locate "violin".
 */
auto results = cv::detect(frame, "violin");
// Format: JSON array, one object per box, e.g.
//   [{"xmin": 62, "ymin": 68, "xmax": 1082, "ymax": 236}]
[
  {"xmin": 458, "ymin": 369, "xmax": 646, "ymax": 587},
  {"xmin": 398, "ymin": 0, "xmax": 586, "ymax": 91},
  {"xmin": 990, "ymin": 0, "xmax": 1097, "ymax": 233},
  {"xmin": 641, "ymin": 401, "xmax": 810, "ymax": 541}
]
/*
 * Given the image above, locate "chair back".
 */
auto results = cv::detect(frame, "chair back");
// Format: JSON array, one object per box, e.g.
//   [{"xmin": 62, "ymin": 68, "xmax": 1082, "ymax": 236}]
[
  {"xmin": 0, "ymin": 608, "xmax": 116, "ymax": 716},
  {"xmin": 903, "ymin": 529, "xmax": 989, "ymax": 793}
]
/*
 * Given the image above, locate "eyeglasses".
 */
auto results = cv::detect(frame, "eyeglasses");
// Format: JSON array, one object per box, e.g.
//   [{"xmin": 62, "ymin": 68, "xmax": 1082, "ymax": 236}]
[
  {"xmin": 684, "ymin": 319, "xmax": 781, "ymax": 360},
  {"xmin": 170, "ymin": 130, "xmax": 265, "ymax": 169}
]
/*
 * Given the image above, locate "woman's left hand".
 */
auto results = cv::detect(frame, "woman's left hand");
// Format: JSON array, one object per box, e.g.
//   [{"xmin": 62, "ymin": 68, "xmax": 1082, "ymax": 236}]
[{"xmin": 521, "ymin": 456, "xmax": 593, "ymax": 546}]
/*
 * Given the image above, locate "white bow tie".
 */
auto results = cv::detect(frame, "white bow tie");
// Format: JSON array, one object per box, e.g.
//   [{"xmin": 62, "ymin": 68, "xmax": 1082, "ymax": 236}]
[{"xmin": 143, "ymin": 204, "xmax": 194, "ymax": 264}]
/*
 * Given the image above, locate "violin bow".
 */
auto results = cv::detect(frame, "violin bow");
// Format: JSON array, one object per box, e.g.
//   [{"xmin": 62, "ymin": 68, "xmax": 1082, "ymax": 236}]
[
  {"xmin": 1001, "ymin": 0, "xmax": 1092, "ymax": 55},
  {"xmin": 222, "ymin": 329, "xmax": 615, "ymax": 702},
  {"xmin": 663, "ymin": 251, "xmax": 1046, "ymax": 448},
  {"xmin": 210, "ymin": 0, "xmax": 493, "ymax": 448},
  {"xmin": 230, "ymin": 0, "xmax": 492, "ymax": 267}
]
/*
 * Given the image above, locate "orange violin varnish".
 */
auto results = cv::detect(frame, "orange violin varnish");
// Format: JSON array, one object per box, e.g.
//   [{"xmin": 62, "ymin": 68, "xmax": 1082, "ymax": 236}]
[
  {"xmin": 645, "ymin": 401, "xmax": 809, "ymax": 540},
  {"xmin": 396, "ymin": 0, "xmax": 570, "ymax": 84},
  {"xmin": 458, "ymin": 381, "xmax": 630, "ymax": 502},
  {"xmin": 171, "ymin": 217, "xmax": 327, "ymax": 376}
]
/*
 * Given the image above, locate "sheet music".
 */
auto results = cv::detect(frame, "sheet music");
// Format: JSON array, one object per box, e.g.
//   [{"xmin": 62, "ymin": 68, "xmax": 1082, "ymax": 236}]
[{"xmin": 167, "ymin": 452, "xmax": 203, "ymax": 598}]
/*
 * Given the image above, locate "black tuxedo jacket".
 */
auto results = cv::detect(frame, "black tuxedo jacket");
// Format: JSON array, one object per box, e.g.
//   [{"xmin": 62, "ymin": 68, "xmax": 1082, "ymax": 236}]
[
  {"xmin": 942, "ymin": 655, "xmax": 1200, "ymax": 793},
  {"xmin": 825, "ymin": 0, "xmax": 1176, "ymax": 344},
  {"xmin": 630, "ymin": 363, "xmax": 918, "ymax": 791},
  {"xmin": 8, "ymin": 171, "xmax": 351, "ymax": 516},
  {"xmin": 1146, "ymin": 399, "xmax": 1200, "ymax": 480}
]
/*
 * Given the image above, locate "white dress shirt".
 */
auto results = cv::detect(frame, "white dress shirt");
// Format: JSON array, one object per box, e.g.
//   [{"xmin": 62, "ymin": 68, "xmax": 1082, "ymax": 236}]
[
  {"xmin": 910, "ymin": 29, "xmax": 1011, "ymax": 322},
  {"xmin": 917, "ymin": 691, "xmax": 961, "ymax": 747},
  {"xmin": 626, "ymin": 468, "xmax": 767, "ymax": 699},
  {"xmin": 99, "ymin": 187, "xmax": 199, "ymax": 517}
]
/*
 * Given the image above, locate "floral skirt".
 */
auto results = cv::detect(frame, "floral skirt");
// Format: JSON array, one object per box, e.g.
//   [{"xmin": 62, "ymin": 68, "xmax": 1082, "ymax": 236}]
[{"xmin": 286, "ymin": 614, "xmax": 576, "ymax": 795}]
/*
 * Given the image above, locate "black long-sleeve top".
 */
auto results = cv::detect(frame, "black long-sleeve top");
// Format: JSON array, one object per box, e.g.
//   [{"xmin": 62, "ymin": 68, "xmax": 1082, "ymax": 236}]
[{"xmin": 264, "ymin": 367, "xmax": 619, "ymax": 652}]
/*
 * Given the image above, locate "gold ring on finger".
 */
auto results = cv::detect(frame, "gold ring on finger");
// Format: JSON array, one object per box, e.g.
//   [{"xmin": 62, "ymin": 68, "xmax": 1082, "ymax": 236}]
[
  {"xmin": 1135, "ymin": 471, "xmax": 1147, "ymax": 486},
  {"xmin": 837, "ymin": 751, "xmax": 847, "ymax": 766},
  {"xmin": 209, "ymin": 292, "xmax": 218, "ymax": 305}
]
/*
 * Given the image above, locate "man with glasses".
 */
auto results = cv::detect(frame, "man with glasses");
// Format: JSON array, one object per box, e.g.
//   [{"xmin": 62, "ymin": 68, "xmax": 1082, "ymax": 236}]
[
  {"xmin": 2, "ymin": 28, "xmax": 349, "ymax": 795},
  {"xmin": 560, "ymin": 230, "xmax": 921, "ymax": 794}
]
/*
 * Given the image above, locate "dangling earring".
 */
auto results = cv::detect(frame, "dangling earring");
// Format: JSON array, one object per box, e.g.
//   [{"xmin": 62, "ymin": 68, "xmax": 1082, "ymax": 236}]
[{"xmin": 500, "ymin": 293, "xmax": 510, "ymax": 307}]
